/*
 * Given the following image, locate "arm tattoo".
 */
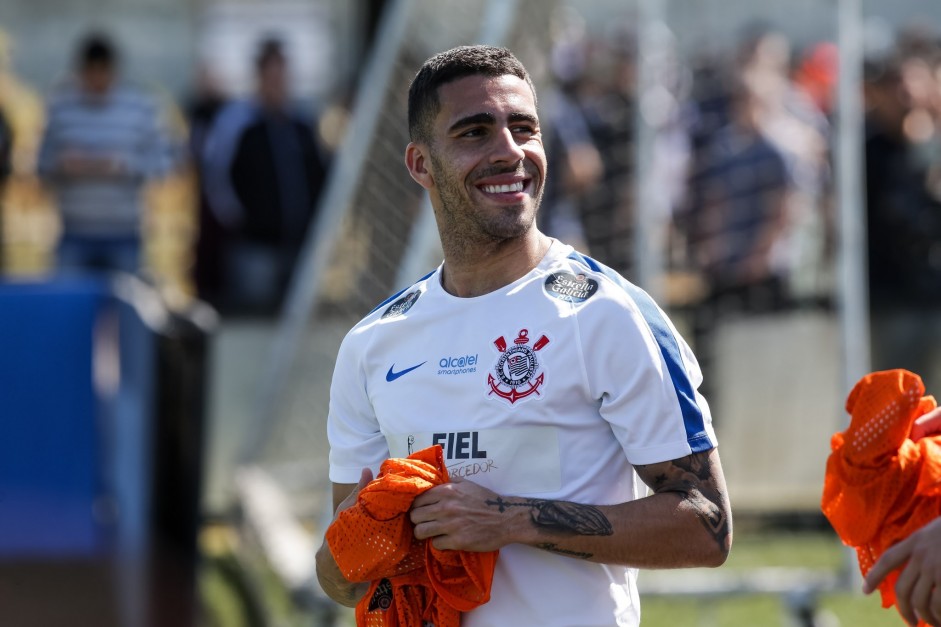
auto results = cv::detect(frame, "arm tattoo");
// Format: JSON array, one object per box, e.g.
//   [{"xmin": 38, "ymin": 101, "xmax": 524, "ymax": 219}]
[
  {"xmin": 534, "ymin": 543, "xmax": 594, "ymax": 559},
  {"xmin": 672, "ymin": 454, "xmax": 712, "ymax": 482},
  {"xmin": 639, "ymin": 452, "xmax": 730, "ymax": 552},
  {"xmin": 486, "ymin": 497, "xmax": 613, "ymax": 536},
  {"xmin": 486, "ymin": 497, "xmax": 612, "ymax": 560},
  {"xmin": 684, "ymin": 487, "xmax": 727, "ymax": 543}
]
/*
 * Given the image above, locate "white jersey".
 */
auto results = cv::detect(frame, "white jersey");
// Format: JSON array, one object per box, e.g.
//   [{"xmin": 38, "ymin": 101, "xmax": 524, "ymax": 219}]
[{"xmin": 328, "ymin": 239, "xmax": 717, "ymax": 627}]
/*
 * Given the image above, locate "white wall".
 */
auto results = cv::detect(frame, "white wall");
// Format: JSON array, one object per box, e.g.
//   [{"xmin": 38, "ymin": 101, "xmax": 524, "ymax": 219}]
[
  {"xmin": 0, "ymin": 0, "xmax": 198, "ymax": 97},
  {"xmin": 0, "ymin": 0, "xmax": 361, "ymax": 103}
]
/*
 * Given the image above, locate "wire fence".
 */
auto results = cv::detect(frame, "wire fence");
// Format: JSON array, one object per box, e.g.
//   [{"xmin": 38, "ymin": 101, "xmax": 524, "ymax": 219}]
[
  {"xmin": 228, "ymin": 0, "xmax": 941, "ymax": 623},
  {"xmin": 244, "ymin": 0, "xmax": 848, "ymax": 534}
]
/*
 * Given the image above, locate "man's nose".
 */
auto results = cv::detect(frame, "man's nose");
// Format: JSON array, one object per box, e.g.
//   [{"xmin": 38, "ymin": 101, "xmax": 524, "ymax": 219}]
[{"xmin": 490, "ymin": 127, "xmax": 526, "ymax": 163}]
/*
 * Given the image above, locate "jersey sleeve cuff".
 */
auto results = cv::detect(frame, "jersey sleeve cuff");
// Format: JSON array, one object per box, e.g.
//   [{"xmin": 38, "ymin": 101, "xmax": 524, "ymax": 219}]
[
  {"xmin": 329, "ymin": 465, "xmax": 370, "ymax": 485},
  {"xmin": 626, "ymin": 436, "xmax": 717, "ymax": 466}
]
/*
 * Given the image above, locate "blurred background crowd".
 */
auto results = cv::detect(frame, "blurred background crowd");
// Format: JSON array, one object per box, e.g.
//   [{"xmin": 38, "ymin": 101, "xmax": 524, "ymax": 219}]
[
  {"xmin": 2, "ymin": 0, "xmax": 940, "ymax": 380},
  {"xmin": 4, "ymin": 0, "xmax": 941, "ymax": 625}
]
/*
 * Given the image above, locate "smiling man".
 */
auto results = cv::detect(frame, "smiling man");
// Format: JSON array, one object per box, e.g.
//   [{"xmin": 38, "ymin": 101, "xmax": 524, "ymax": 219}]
[{"xmin": 315, "ymin": 45, "xmax": 732, "ymax": 627}]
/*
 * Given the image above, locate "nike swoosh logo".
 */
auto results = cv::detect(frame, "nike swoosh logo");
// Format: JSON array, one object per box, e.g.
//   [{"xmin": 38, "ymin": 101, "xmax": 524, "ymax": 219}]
[{"xmin": 386, "ymin": 362, "xmax": 426, "ymax": 382}]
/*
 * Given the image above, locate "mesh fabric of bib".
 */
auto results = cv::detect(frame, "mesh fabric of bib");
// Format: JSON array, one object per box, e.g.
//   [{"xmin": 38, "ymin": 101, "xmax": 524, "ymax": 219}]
[
  {"xmin": 326, "ymin": 445, "xmax": 498, "ymax": 627},
  {"xmin": 822, "ymin": 369, "xmax": 941, "ymax": 625}
]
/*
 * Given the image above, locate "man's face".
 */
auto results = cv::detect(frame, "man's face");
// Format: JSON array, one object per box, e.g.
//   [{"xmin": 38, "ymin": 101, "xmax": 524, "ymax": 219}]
[
  {"xmin": 421, "ymin": 74, "xmax": 546, "ymax": 244},
  {"xmin": 80, "ymin": 62, "xmax": 114, "ymax": 98},
  {"xmin": 259, "ymin": 57, "xmax": 289, "ymax": 109}
]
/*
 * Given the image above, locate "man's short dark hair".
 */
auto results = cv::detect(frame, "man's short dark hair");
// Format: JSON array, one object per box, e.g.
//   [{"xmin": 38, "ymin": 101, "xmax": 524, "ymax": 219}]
[
  {"xmin": 76, "ymin": 32, "xmax": 117, "ymax": 69},
  {"xmin": 255, "ymin": 36, "xmax": 286, "ymax": 71},
  {"xmin": 407, "ymin": 45, "xmax": 536, "ymax": 143}
]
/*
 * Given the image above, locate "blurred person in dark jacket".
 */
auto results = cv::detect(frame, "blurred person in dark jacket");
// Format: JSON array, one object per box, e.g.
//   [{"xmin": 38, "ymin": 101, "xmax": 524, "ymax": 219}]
[
  {"xmin": 186, "ymin": 64, "xmax": 229, "ymax": 305},
  {"xmin": 683, "ymin": 69, "xmax": 793, "ymax": 313},
  {"xmin": 681, "ymin": 26, "xmax": 830, "ymax": 314},
  {"xmin": 539, "ymin": 27, "xmax": 602, "ymax": 254},
  {"xmin": 201, "ymin": 37, "xmax": 327, "ymax": 315},
  {"xmin": 864, "ymin": 48, "xmax": 941, "ymax": 397}
]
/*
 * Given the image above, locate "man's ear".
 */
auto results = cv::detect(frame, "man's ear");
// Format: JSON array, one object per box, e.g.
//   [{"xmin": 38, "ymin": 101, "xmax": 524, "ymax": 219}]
[{"xmin": 405, "ymin": 142, "xmax": 434, "ymax": 190}]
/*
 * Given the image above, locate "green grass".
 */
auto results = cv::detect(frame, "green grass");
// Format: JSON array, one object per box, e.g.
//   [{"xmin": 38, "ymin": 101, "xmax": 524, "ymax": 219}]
[
  {"xmin": 723, "ymin": 530, "xmax": 845, "ymax": 570},
  {"xmin": 640, "ymin": 592, "xmax": 902, "ymax": 627},
  {"xmin": 639, "ymin": 527, "xmax": 903, "ymax": 627},
  {"xmin": 199, "ymin": 523, "xmax": 905, "ymax": 627}
]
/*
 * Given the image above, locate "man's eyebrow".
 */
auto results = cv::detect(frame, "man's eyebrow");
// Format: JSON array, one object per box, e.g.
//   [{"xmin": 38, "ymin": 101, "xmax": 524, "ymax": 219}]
[
  {"xmin": 447, "ymin": 111, "xmax": 538, "ymax": 134},
  {"xmin": 448, "ymin": 112, "xmax": 495, "ymax": 133},
  {"xmin": 448, "ymin": 112, "xmax": 539, "ymax": 133},
  {"xmin": 508, "ymin": 112, "xmax": 539, "ymax": 125},
  {"xmin": 447, "ymin": 111, "xmax": 539, "ymax": 134}
]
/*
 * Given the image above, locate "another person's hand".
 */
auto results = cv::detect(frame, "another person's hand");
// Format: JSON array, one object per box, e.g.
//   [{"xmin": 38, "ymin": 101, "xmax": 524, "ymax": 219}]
[
  {"xmin": 911, "ymin": 406, "xmax": 941, "ymax": 441},
  {"xmin": 863, "ymin": 516, "xmax": 941, "ymax": 626}
]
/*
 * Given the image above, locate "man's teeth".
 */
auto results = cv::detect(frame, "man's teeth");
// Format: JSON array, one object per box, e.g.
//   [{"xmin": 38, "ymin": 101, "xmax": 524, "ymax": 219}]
[{"xmin": 482, "ymin": 182, "xmax": 524, "ymax": 193}]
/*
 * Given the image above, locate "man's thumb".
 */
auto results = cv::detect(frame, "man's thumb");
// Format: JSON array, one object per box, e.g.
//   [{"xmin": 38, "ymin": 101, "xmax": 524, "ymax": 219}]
[{"xmin": 357, "ymin": 467, "xmax": 374, "ymax": 491}]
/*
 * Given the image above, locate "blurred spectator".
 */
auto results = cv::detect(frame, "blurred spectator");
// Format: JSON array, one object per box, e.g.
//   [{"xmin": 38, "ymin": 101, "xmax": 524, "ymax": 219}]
[
  {"xmin": 539, "ymin": 19, "xmax": 602, "ymax": 253},
  {"xmin": 37, "ymin": 31, "xmax": 173, "ymax": 275},
  {"xmin": 793, "ymin": 42, "xmax": 839, "ymax": 119},
  {"xmin": 541, "ymin": 17, "xmax": 660, "ymax": 280},
  {"xmin": 200, "ymin": 37, "xmax": 328, "ymax": 316},
  {"xmin": 0, "ymin": 28, "xmax": 57, "ymax": 277},
  {"xmin": 593, "ymin": 24, "xmax": 695, "ymax": 281},
  {"xmin": 760, "ymin": 37, "xmax": 831, "ymax": 304},
  {"xmin": 0, "ymin": 108, "xmax": 10, "ymax": 271},
  {"xmin": 0, "ymin": 108, "xmax": 10, "ymax": 186},
  {"xmin": 676, "ymin": 27, "xmax": 832, "ymax": 404},
  {"xmin": 579, "ymin": 30, "xmax": 641, "ymax": 277},
  {"xmin": 864, "ymin": 41, "xmax": 941, "ymax": 396},
  {"xmin": 185, "ymin": 64, "xmax": 229, "ymax": 305},
  {"xmin": 683, "ymin": 60, "xmax": 793, "ymax": 312},
  {"xmin": 0, "ymin": 106, "xmax": 10, "ymax": 188},
  {"xmin": 681, "ymin": 25, "xmax": 828, "ymax": 314}
]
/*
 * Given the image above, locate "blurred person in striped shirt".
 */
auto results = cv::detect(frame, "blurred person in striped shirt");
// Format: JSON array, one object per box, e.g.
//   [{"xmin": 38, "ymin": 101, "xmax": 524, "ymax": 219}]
[{"xmin": 38, "ymin": 31, "xmax": 173, "ymax": 275}]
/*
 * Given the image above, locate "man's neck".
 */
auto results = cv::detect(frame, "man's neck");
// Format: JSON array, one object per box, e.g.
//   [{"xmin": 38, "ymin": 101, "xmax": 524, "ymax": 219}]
[{"xmin": 440, "ymin": 231, "xmax": 552, "ymax": 298}]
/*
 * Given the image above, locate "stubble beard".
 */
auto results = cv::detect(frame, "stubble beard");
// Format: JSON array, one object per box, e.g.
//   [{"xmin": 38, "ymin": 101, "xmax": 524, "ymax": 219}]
[{"xmin": 431, "ymin": 154, "xmax": 543, "ymax": 254}]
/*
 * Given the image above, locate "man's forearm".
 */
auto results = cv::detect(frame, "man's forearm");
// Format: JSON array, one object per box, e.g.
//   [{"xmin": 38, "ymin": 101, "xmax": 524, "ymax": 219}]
[
  {"xmin": 409, "ymin": 449, "xmax": 732, "ymax": 567},
  {"xmin": 495, "ymin": 450, "xmax": 732, "ymax": 568},
  {"xmin": 495, "ymin": 489, "xmax": 730, "ymax": 568},
  {"xmin": 315, "ymin": 541, "xmax": 368, "ymax": 607}
]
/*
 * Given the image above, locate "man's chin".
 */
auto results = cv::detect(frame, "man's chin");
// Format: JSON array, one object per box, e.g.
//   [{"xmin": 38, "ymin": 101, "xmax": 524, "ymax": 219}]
[{"xmin": 483, "ymin": 214, "xmax": 537, "ymax": 241}]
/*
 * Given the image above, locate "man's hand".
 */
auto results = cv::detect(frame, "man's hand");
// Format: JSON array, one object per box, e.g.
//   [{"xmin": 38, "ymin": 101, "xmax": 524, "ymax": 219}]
[
  {"xmin": 315, "ymin": 468, "xmax": 374, "ymax": 607},
  {"xmin": 410, "ymin": 478, "xmax": 616, "ymax": 560},
  {"xmin": 335, "ymin": 467, "xmax": 373, "ymax": 515},
  {"xmin": 410, "ymin": 476, "xmax": 520, "ymax": 552},
  {"xmin": 911, "ymin": 406, "xmax": 941, "ymax": 441},
  {"xmin": 863, "ymin": 516, "xmax": 941, "ymax": 626},
  {"xmin": 59, "ymin": 151, "xmax": 124, "ymax": 177}
]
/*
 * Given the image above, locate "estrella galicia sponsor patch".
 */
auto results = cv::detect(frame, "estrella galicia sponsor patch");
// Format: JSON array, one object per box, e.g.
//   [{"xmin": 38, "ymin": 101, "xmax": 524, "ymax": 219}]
[
  {"xmin": 544, "ymin": 272, "xmax": 598, "ymax": 303},
  {"xmin": 367, "ymin": 578, "xmax": 393, "ymax": 612},
  {"xmin": 382, "ymin": 290, "xmax": 421, "ymax": 318}
]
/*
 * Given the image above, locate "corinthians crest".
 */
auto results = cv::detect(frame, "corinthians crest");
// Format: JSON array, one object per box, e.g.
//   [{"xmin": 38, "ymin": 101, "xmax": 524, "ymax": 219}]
[{"xmin": 488, "ymin": 329, "xmax": 550, "ymax": 404}]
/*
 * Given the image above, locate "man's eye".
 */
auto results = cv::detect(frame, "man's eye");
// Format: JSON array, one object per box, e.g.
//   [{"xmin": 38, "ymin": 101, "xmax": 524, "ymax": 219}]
[{"xmin": 461, "ymin": 128, "xmax": 485, "ymax": 138}]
